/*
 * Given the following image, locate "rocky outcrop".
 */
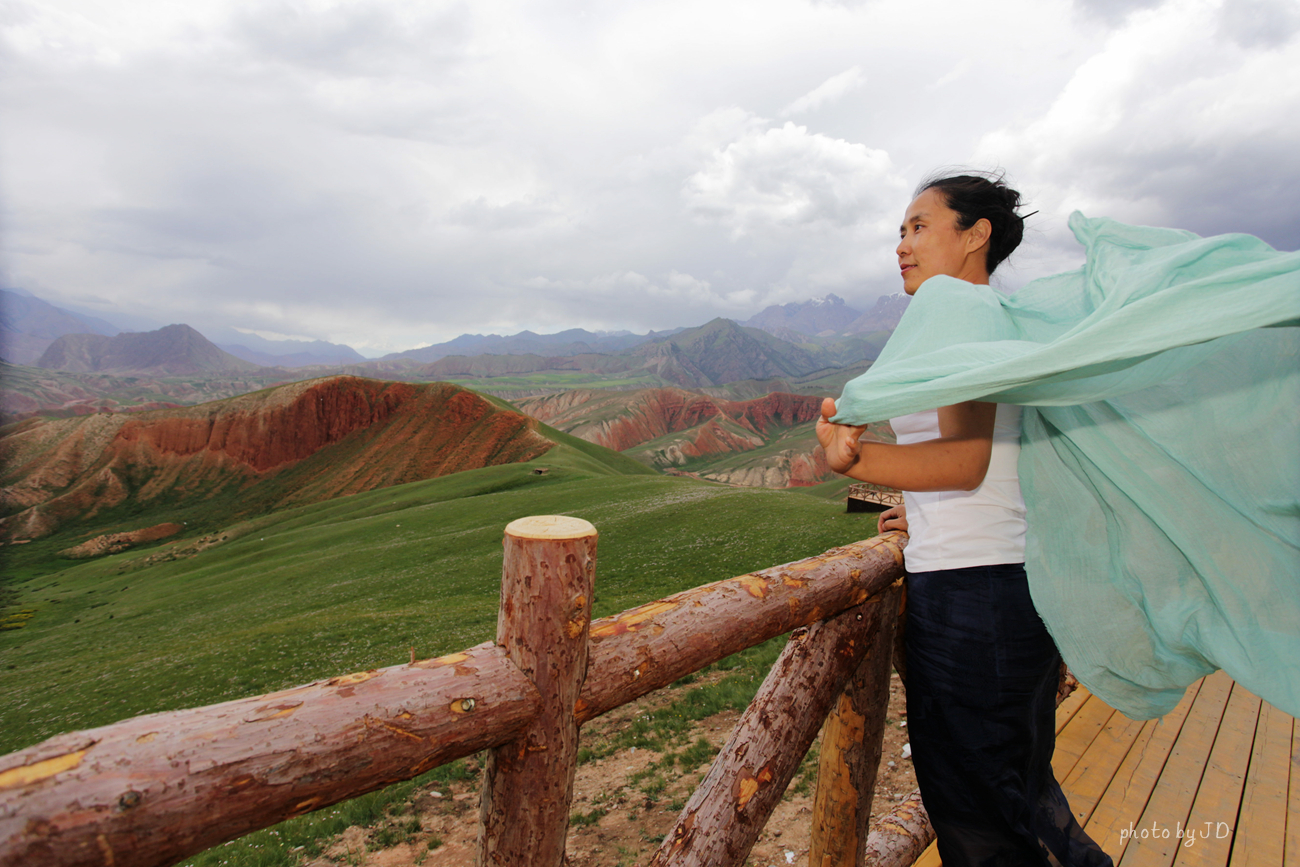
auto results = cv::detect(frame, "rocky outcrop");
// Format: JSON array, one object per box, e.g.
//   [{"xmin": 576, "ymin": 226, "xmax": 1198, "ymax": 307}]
[
  {"xmin": 58, "ymin": 522, "xmax": 183, "ymax": 559},
  {"xmin": 698, "ymin": 446, "xmax": 833, "ymax": 488},
  {"xmin": 636, "ymin": 418, "xmax": 766, "ymax": 468},
  {"xmin": 0, "ymin": 376, "xmax": 554, "ymax": 540}
]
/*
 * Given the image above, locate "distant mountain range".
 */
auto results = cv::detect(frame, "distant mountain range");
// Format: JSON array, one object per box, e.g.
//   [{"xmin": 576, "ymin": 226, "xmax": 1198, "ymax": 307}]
[
  {"xmin": 380, "ymin": 328, "xmax": 682, "ymax": 364},
  {"xmin": 741, "ymin": 293, "xmax": 910, "ymax": 338},
  {"xmin": 845, "ymin": 294, "xmax": 912, "ymax": 333},
  {"xmin": 6, "ymin": 313, "xmax": 896, "ymax": 420},
  {"xmin": 2, "ymin": 289, "xmax": 915, "ymax": 376},
  {"xmin": 218, "ymin": 340, "xmax": 365, "ymax": 368},
  {"xmin": 742, "ymin": 293, "xmax": 861, "ymax": 336},
  {"xmin": 0, "ymin": 289, "xmax": 366, "ymax": 368},
  {"xmin": 357, "ymin": 318, "xmax": 889, "ymax": 392}
]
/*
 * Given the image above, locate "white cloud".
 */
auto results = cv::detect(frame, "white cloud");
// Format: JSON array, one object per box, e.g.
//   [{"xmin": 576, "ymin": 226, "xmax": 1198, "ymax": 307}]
[
  {"xmin": 684, "ymin": 120, "xmax": 906, "ymax": 238},
  {"xmin": 2, "ymin": 0, "xmax": 1296, "ymax": 350},
  {"xmin": 232, "ymin": 326, "xmax": 319, "ymax": 343},
  {"xmin": 977, "ymin": 0, "xmax": 1300, "ymax": 253},
  {"xmin": 781, "ymin": 66, "xmax": 866, "ymax": 116}
]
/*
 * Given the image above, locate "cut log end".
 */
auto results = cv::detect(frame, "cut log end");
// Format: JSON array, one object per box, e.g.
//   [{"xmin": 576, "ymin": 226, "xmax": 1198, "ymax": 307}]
[{"xmin": 504, "ymin": 515, "xmax": 598, "ymax": 541}]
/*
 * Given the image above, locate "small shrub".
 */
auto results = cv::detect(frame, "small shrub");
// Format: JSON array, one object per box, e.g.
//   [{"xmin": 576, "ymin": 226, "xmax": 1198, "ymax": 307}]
[
  {"xmin": 676, "ymin": 737, "xmax": 716, "ymax": 770},
  {"xmin": 570, "ymin": 806, "xmax": 608, "ymax": 827}
]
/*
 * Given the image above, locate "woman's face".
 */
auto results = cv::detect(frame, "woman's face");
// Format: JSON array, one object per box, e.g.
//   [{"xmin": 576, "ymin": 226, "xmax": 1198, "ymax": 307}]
[{"xmin": 896, "ymin": 188, "xmax": 988, "ymax": 295}]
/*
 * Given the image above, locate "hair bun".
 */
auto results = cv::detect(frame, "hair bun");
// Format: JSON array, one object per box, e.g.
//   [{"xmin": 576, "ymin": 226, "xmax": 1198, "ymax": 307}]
[{"xmin": 916, "ymin": 171, "xmax": 1027, "ymax": 274}]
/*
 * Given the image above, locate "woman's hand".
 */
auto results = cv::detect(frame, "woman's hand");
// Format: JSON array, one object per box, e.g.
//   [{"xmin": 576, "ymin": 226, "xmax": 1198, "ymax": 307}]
[
  {"xmin": 878, "ymin": 504, "xmax": 908, "ymax": 535},
  {"xmin": 816, "ymin": 398, "xmax": 868, "ymax": 475}
]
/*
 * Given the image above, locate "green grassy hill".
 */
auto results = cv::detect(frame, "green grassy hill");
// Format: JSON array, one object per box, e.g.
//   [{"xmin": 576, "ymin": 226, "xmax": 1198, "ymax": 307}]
[{"xmin": 0, "ymin": 442, "xmax": 873, "ymax": 756}]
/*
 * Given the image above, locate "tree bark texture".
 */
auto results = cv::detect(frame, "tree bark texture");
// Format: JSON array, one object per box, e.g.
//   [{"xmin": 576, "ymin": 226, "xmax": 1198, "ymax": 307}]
[
  {"xmin": 809, "ymin": 582, "xmax": 902, "ymax": 867},
  {"xmin": 650, "ymin": 586, "xmax": 902, "ymax": 867},
  {"xmin": 863, "ymin": 789, "xmax": 934, "ymax": 867},
  {"xmin": 578, "ymin": 532, "xmax": 907, "ymax": 724},
  {"xmin": 0, "ymin": 642, "xmax": 537, "ymax": 867},
  {"xmin": 476, "ymin": 516, "xmax": 597, "ymax": 867}
]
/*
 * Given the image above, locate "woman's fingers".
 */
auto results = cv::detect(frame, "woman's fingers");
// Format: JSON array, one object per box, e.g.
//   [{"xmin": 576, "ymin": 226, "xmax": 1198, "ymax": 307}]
[
  {"xmin": 816, "ymin": 398, "xmax": 870, "ymax": 476},
  {"xmin": 877, "ymin": 504, "xmax": 909, "ymax": 534}
]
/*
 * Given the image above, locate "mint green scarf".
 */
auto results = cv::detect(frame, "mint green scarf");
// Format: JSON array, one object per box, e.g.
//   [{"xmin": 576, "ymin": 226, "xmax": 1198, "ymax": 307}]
[{"xmin": 833, "ymin": 213, "xmax": 1300, "ymax": 720}]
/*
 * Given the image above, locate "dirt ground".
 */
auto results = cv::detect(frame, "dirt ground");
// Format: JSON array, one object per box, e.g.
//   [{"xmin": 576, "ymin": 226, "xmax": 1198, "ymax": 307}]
[{"xmin": 307, "ymin": 672, "xmax": 916, "ymax": 867}]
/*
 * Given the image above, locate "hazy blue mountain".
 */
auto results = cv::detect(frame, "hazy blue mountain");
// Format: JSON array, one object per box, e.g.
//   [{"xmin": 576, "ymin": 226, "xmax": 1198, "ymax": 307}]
[
  {"xmin": 382, "ymin": 327, "xmax": 681, "ymax": 363},
  {"xmin": 844, "ymin": 293, "xmax": 911, "ymax": 333},
  {"xmin": 634, "ymin": 318, "xmax": 827, "ymax": 387},
  {"xmin": 36, "ymin": 324, "xmax": 261, "ymax": 375},
  {"xmin": 741, "ymin": 294, "xmax": 863, "ymax": 337},
  {"xmin": 218, "ymin": 341, "xmax": 366, "ymax": 368},
  {"xmin": 0, "ymin": 289, "xmax": 121, "ymax": 364}
]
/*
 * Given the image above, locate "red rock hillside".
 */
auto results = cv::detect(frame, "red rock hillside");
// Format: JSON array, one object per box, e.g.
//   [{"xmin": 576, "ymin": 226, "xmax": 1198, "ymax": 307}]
[
  {"xmin": 515, "ymin": 388, "xmax": 824, "ymax": 456},
  {"xmin": 0, "ymin": 376, "xmax": 553, "ymax": 541},
  {"xmin": 516, "ymin": 388, "xmax": 896, "ymax": 488}
]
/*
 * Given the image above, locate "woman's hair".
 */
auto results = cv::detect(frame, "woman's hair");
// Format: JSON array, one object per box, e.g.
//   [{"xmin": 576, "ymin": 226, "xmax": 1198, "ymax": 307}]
[{"xmin": 916, "ymin": 171, "xmax": 1026, "ymax": 274}]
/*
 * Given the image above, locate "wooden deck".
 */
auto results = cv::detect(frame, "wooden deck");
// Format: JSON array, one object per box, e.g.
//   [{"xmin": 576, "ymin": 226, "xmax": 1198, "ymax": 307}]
[{"xmin": 912, "ymin": 670, "xmax": 1297, "ymax": 866}]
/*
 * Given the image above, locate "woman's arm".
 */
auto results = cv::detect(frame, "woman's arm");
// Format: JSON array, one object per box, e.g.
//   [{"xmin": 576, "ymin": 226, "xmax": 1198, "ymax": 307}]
[{"xmin": 815, "ymin": 398, "xmax": 996, "ymax": 492}]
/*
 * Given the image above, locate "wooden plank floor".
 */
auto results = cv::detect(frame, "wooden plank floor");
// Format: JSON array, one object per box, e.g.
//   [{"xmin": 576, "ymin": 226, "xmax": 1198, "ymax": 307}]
[{"xmin": 909, "ymin": 671, "xmax": 1297, "ymax": 866}]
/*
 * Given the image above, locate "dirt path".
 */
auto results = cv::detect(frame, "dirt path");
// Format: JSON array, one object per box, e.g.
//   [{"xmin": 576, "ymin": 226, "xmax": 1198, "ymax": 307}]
[{"xmin": 309, "ymin": 672, "xmax": 916, "ymax": 867}]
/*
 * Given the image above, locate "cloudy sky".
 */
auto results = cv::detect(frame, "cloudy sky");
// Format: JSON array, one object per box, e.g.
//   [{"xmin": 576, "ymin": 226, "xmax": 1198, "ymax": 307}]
[{"xmin": 3, "ymin": 0, "xmax": 1298, "ymax": 356}]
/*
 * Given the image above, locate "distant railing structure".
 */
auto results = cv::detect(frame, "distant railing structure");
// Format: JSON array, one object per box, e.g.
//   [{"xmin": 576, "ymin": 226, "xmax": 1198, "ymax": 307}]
[
  {"xmin": 0, "ymin": 516, "xmax": 932, "ymax": 867},
  {"xmin": 847, "ymin": 483, "xmax": 905, "ymax": 513}
]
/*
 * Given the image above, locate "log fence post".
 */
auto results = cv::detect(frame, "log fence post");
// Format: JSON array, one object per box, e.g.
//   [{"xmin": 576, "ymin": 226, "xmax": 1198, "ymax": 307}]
[
  {"xmin": 650, "ymin": 580, "xmax": 903, "ymax": 867},
  {"xmin": 475, "ymin": 515, "xmax": 597, "ymax": 867},
  {"xmin": 808, "ymin": 582, "xmax": 903, "ymax": 866}
]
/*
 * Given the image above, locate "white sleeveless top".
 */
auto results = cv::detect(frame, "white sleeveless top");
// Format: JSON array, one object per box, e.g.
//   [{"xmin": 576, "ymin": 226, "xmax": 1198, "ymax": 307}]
[{"xmin": 889, "ymin": 404, "xmax": 1027, "ymax": 573}]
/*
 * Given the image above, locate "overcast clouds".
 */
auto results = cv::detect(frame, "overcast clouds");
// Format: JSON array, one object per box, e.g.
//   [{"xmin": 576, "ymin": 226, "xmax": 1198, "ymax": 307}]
[{"xmin": 2, "ymin": 0, "xmax": 1297, "ymax": 355}]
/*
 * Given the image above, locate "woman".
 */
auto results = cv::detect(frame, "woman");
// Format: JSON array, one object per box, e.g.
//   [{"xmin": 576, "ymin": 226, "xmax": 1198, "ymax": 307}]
[{"xmin": 816, "ymin": 174, "xmax": 1114, "ymax": 866}]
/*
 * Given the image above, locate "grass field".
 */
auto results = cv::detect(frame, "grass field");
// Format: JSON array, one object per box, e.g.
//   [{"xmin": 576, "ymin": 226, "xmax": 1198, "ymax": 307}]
[{"xmin": 0, "ymin": 440, "xmax": 874, "ymax": 757}]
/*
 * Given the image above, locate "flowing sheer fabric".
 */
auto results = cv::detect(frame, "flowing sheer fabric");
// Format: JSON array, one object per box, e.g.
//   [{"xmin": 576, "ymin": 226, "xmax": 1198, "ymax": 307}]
[{"xmin": 833, "ymin": 213, "xmax": 1300, "ymax": 720}]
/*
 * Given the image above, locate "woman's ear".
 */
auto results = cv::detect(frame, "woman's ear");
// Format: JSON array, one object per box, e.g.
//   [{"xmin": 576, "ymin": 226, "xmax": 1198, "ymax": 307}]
[{"xmin": 966, "ymin": 217, "xmax": 992, "ymax": 253}]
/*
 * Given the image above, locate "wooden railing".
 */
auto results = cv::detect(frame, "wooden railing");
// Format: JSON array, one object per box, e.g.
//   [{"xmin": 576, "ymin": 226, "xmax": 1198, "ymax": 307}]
[{"xmin": 0, "ymin": 516, "xmax": 930, "ymax": 867}]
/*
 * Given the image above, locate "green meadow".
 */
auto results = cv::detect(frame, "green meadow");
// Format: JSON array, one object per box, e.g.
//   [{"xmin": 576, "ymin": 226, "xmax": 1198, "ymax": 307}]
[{"xmin": 0, "ymin": 439, "xmax": 874, "ymax": 757}]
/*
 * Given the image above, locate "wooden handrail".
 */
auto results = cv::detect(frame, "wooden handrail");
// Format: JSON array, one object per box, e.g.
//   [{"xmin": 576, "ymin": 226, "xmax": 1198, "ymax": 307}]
[
  {"xmin": 0, "ymin": 525, "xmax": 907, "ymax": 867},
  {"xmin": 0, "ymin": 642, "xmax": 538, "ymax": 867},
  {"xmin": 578, "ymin": 532, "xmax": 905, "ymax": 723}
]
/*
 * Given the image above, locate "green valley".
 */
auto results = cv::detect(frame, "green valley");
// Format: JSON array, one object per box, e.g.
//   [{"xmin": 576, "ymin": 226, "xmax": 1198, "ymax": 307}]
[{"xmin": 0, "ymin": 442, "xmax": 873, "ymax": 757}]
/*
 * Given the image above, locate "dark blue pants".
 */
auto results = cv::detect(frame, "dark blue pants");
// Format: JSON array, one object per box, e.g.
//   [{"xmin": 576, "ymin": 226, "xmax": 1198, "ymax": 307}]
[{"xmin": 905, "ymin": 563, "xmax": 1113, "ymax": 867}]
